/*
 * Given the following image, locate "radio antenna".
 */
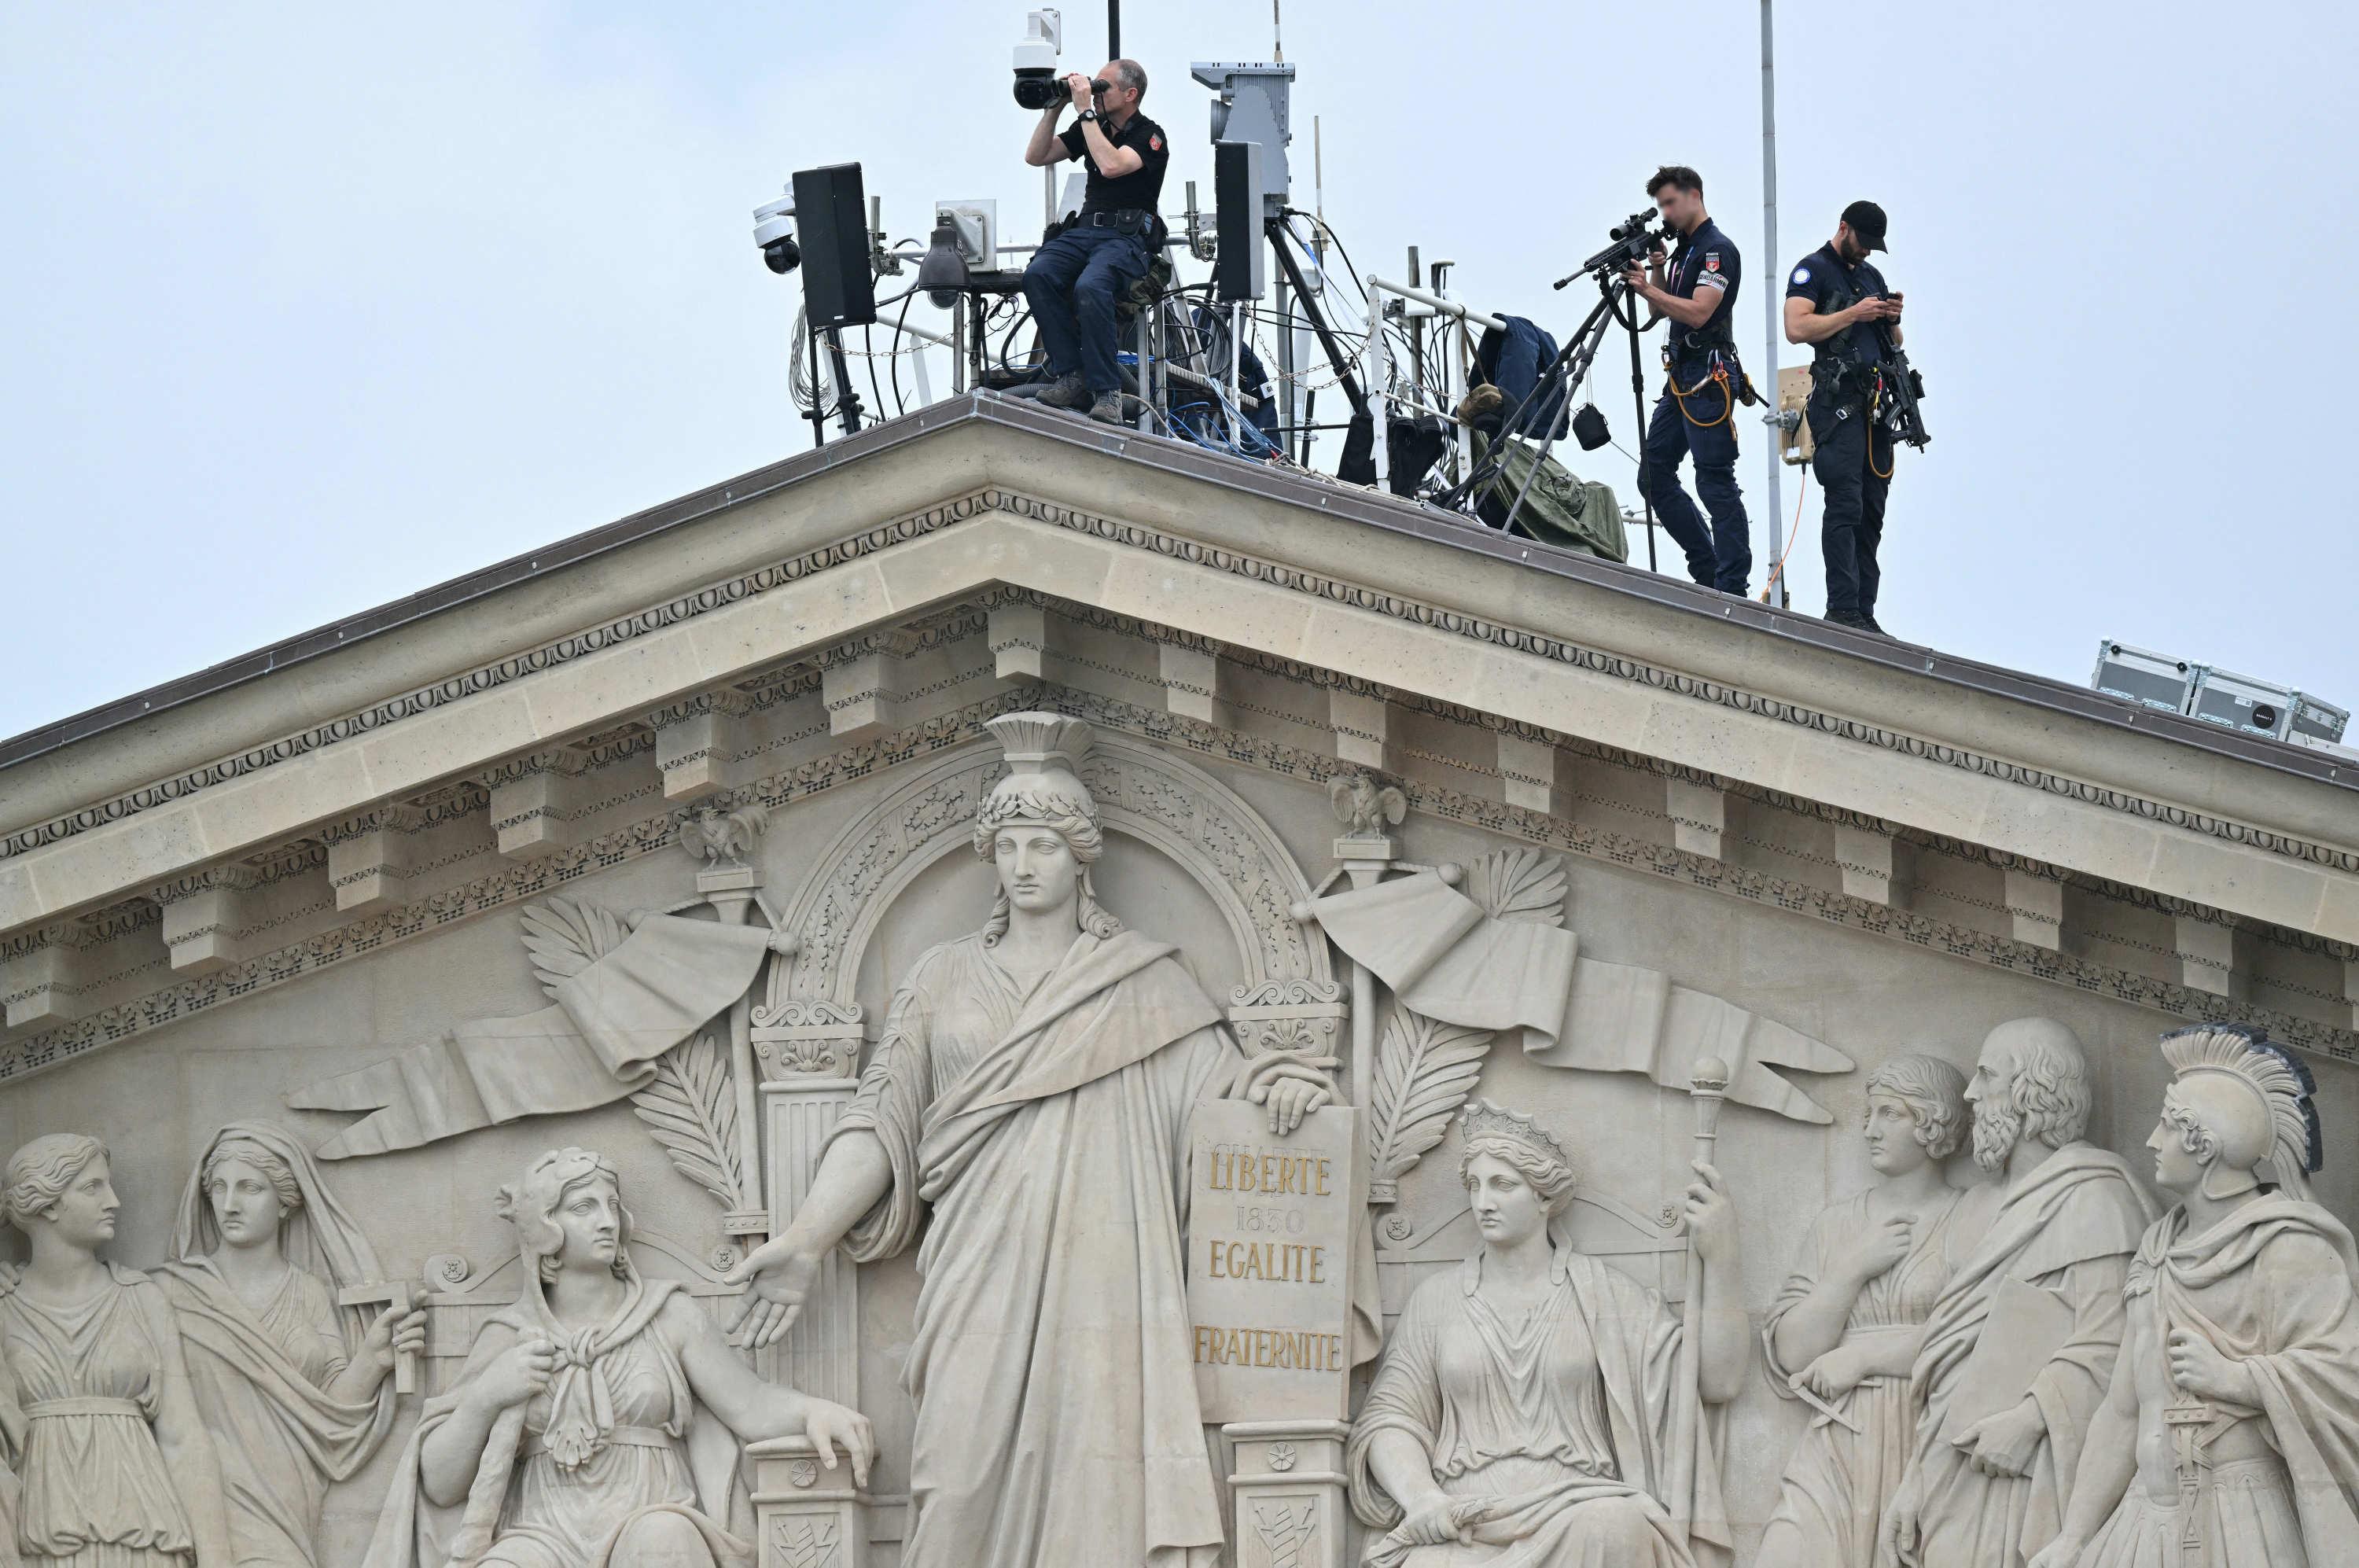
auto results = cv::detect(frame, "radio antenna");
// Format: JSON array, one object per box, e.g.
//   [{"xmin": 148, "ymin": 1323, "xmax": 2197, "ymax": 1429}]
[{"xmin": 1273, "ymin": 1, "xmax": 1283, "ymax": 61}]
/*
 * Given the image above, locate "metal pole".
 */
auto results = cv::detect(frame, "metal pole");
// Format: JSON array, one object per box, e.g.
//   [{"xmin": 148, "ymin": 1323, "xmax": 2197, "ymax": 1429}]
[
  {"xmin": 1107, "ymin": 0, "xmax": 1119, "ymax": 57},
  {"xmin": 1760, "ymin": 0, "xmax": 1788, "ymax": 606},
  {"xmin": 1275, "ymin": 259, "xmax": 1296, "ymax": 448},
  {"xmin": 1229, "ymin": 300, "xmax": 1246, "ymax": 447}
]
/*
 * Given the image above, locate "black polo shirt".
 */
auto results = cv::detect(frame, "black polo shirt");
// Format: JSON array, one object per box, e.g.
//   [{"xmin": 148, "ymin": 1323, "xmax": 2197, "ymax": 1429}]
[
  {"xmin": 1786, "ymin": 243, "xmax": 1889, "ymax": 370},
  {"xmin": 1662, "ymin": 217, "xmax": 1740, "ymax": 369},
  {"xmin": 1058, "ymin": 110, "xmax": 1169, "ymax": 215}
]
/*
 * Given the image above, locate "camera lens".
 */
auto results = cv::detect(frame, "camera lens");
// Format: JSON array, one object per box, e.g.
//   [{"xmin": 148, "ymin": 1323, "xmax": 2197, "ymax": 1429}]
[
  {"xmin": 764, "ymin": 237, "xmax": 801, "ymax": 275},
  {"xmin": 1013, "ymin": 71, "xmax": 1060, "ymax": 110}
]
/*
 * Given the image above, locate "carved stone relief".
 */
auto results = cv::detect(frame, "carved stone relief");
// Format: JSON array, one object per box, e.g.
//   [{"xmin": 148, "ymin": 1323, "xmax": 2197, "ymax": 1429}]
[
  {"xmin": 723, "ymin": 714, "xmax": 1340, "ymax": 1568},
  {"xmin": 1345, "ymin": 1100, "xmax": 1744, "ymax": 1567}
]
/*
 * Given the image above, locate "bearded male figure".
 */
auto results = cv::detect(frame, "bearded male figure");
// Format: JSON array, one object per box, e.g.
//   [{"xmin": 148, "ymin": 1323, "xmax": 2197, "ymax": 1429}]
[
  {"xmin": 1883, "ymin": 1018, "xmax": 2155, "ymax": 1568},
  {"xmin": 2030, "ymin": 1025, "xmax": 2359, "ymax": 1568},
  {"xmin": 726, "ymin": 714, "xmax": 1334, "ymax": 1568}
]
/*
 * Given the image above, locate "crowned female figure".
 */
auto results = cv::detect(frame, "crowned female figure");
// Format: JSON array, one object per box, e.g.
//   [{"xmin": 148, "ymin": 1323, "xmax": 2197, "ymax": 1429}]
[
  {"xmin": 153, "ymin": 1122, "xmax": 420, "ymax": 1568},
  {"xmin": 1757, "ymin": 1055, "xmax": 1971, "ymax": 1568},
  {"xmin": 0, "ymin": 1134, "xmax": 231, "ymax": 1568},
  {"xmin": 363, "ymin": 1148, "xmax": 871, "ymax": 1568},
  {"xmin": 725, "ymin": 713, "xmax": 1334, "ymax": 1568},
  {"xmin": 1345, "ymin": 1101, "xmax": 1743, "ymax": 1568}
]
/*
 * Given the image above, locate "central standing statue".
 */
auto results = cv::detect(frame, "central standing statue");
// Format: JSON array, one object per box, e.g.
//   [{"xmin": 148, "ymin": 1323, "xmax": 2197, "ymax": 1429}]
[{"xmin": 727, "ymin": 713, "xmax": 1334, "ymax": 1568}]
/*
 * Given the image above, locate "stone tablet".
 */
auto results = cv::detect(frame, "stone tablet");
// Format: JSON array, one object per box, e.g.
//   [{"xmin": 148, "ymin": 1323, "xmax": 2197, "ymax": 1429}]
[{"xmin": 1187, "ymin": 1100, "xmax": 1366, "ymax": 1423}]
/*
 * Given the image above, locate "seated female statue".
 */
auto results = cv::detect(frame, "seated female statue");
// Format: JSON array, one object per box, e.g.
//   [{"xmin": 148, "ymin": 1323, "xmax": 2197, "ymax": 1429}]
[
  {"xmin": 1345, "ymin": 1101, "xmax": 1744, "ymax": 1568},
  {"xmin": 364, "ymin": 1148, "xmax": 872, "ymax": 1568}
]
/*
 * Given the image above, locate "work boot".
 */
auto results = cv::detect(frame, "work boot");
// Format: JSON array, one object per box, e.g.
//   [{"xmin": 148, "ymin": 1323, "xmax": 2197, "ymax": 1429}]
[
  {"xmin": 1863, "ymin": 613, "xmax": 1893, "ymax": 638},
  {"xmin": 1087, "ymin": 391, "xmax": 1125, "ymax": 425},
  {"xmin": 1035, "ymin": 371, "xmax": 1090, "ymax": 410},
  {"xmin": 1827, "ymin": 609, "xmax": 1873, "ymax": 632}
]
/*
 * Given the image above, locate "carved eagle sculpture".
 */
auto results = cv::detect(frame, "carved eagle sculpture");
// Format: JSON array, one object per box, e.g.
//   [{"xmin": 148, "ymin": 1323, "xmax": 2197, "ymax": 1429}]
[{"xmin": 1330, "ymin": 773, "xmax": 1408, "ymax": 837}]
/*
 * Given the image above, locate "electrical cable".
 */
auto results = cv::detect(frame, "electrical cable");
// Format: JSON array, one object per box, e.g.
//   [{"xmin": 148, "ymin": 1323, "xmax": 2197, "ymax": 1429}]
[{"xmin": 1761, "ymin": 469, "xmax": 1808, "ymax": 602}]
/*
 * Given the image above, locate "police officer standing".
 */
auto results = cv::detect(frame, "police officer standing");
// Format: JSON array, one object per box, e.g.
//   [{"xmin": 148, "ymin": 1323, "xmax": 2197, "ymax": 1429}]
[
  {"xmin": 1784, "ymin": 201, "xmax": 1904, "ymax": 634},
  {"xmin": 1625, "ymin": 165, "xmax": 1752, "ymax": 597},
  {"xmin": 1020, "ymin": 60, "xmax": 1169, "ymax": 425}
]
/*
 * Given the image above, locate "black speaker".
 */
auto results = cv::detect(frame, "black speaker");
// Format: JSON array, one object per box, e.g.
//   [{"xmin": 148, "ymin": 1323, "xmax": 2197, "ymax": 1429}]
[
  {"xmin": 1213, "ymin": 141, "xmax": 1266, "ymax": 302},
  {"xmin": 791, "ymin": 163, "xmax": 877, "ymax": 329}
]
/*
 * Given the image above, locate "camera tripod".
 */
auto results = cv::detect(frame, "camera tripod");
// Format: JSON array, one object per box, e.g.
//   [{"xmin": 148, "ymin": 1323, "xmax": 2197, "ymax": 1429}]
[{"xmin": 1440, "ymin": 267, "xmax": 1661, "ymax": 570}]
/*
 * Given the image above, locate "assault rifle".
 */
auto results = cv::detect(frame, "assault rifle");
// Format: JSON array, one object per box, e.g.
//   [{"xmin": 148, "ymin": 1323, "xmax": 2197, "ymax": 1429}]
[{"xmin": 1871, "ymin": 315, "xmax": 1929, "ymax": 449}]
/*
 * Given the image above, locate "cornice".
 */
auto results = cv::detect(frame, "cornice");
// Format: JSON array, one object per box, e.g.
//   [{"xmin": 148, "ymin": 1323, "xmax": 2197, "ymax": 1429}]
[{"xmin": 4, "ymin": 488, "xmax": 2354, "ymax": 915}]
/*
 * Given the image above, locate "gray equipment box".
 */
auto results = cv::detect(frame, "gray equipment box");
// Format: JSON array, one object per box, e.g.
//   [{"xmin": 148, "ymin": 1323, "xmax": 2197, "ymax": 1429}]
[
  {"xmin": 2091, "ymin": 641, "xmax": 2196, "ymax": 716},
  {"xmin": 2287, "ymin": 692, "xmax": 2350, "ymax": 746},
  {"xmin": 2187, "ymin": 665, "xmax": 2297, "ymax": 739}
]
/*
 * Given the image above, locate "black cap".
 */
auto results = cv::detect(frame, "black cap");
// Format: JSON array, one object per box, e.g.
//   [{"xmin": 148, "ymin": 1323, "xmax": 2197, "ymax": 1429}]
[{"xmin": 1841, "ymin": 200, "xmax": 1889, "ymax": 251}]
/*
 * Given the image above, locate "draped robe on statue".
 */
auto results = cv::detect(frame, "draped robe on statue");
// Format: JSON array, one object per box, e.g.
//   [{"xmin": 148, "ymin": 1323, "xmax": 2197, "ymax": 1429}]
[
  {"xmin": 1343, "ymin": 1252, "xmax": 1728, "ymax": 1568},
  {"xmin": 833, "ymin": 929, "xmax": 1238, "ymax": 1568},
  {"xmin": 1757, "ymin": 1188, "xmax": 1964, "ymax": 1568},
  {"xmin": 154, "ymin": 1122, "xmax": 399, "ymax": 1568},
  {"xmin": 2078, "ymin": 1198, "xmax": 2359, "ymax": 1568},
  {"xmin": 360, "ymin": 1276, "xmax": 748, "ymax": 1568},
  {"xmin": 1906, "ymin": 1143, "xmax": 2151, "ymax": 1568}
]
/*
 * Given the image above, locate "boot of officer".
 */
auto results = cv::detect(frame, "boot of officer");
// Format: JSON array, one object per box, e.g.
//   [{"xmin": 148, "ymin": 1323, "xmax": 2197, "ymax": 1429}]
[
  {"xmin": 1019, "ymin": 59, "xmax": 1169, "ymax": 425},
  {"xmin": 1784, "ymin": 201, "xmax": 1903, "ymax": 635},
  {"xmin": 1625, "ymin": 165, "xmax": 1752, "ymax": 597}
]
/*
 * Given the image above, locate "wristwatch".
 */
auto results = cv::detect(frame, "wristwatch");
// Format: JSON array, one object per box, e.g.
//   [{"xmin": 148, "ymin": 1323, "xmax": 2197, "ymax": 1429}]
[{"xmin": 1077, "ymin": 108, "xmax": 1101, "ymax": 123}]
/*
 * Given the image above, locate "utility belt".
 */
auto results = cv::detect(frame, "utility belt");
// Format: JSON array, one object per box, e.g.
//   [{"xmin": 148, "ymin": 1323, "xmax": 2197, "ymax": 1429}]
[
  {"xmin": 1048, "ymin": 208, "xmax": 1160, "ymax": 243},
  {"xmin": 1665, "ymin": 344, "xmax": 1760, "ymax": 418},
  {"xmin": 1809, "ymin": 355, "xmax": 1884, "ymax": 401}
]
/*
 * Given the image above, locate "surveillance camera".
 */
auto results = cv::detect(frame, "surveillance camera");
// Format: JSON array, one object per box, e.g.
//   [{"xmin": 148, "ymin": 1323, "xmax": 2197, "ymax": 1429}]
[
  {"xmin": 1012, "ymin": 9, "xmax": 1063, "ymax": 109},
  {"xmin": 753, "ymin": 191, "xmax": 801, "ymax": 274}
]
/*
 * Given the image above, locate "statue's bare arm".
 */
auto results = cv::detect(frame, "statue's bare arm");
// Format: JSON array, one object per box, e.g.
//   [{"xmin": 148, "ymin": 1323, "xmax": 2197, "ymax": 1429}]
[
  {"xmin": 2027, "ymin": 1350, "xmax": 2139, "ymax": 1568},
  {"xmin": 676, "ymin": 1301, "xmax": 874, "ymax": 1486},
  {"xmin": 724, "ymin": 1130, "xmax": 894, "ymax": 1349}
]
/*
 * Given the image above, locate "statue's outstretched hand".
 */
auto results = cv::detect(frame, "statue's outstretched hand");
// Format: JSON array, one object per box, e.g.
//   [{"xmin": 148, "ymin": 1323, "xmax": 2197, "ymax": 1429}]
[
  {"xmin": 803, "ymin": 1397, "xmax": 876, "ymax": 1489},
  {"xmin": 723, "ymin": 1237, "xmax": 823, "ymax": 1349},
  {"xmin": 1231, "ymin": 1051, "xmax": 1339, "ymax": 1136}
]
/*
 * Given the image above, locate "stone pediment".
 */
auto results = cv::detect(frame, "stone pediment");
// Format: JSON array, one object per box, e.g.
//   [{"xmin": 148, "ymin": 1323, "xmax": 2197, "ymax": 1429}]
[
  {"xmin": 8, "ymin": 395, "xmax": 2359, "ymax": 1568},
  {"xmin": 2, "ymin": 398, "xmax": 2355, "ymax": 1080}
]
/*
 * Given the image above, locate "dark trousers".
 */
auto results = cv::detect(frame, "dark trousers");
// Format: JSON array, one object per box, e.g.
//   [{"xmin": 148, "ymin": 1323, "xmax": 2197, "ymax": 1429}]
[
  {"xmin": 1809, "ymin": 391, "xmax": 1894, "ymax": 618},
  {"xmin": 1021, "ymin": 225, "xmax": 1149, "ymax": 394},
  {"xmin": 1641, "ymin": 375, "xmax": 1751, "ymax": 594}
]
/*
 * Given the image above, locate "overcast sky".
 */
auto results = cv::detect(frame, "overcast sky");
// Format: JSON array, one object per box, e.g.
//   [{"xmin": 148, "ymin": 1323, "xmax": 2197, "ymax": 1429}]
[{"xmin": 6, "ymin": 2, "xmax": 2355, "ymax": 745}]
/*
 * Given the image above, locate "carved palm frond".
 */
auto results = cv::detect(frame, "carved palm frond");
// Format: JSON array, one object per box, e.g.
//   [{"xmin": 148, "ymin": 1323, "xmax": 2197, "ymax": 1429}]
[
  {"xmin": 630, "ymin": 1032, "xmax": 745, "ymax": 1211},
  {"xmin": 1367, "ymin": 1007, "xmax": 1496, "ymax": 1186},
  {"xmin": 1463, "ymin": 848, "xmax": 1568, "ymax": 927},
  {"xmin": 518, "ymin": 894, "xmax": 630, "ymax": 1000}
]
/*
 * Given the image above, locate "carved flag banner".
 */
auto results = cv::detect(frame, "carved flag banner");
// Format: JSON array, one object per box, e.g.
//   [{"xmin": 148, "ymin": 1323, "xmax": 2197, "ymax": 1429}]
[
  {"xmin": 1306, "ymin": 870, "xmax": 1854, "ymax": 1122},
  {"xmin": 288, "ymin": 911, "xmax": 774, "ymax": 1158}
]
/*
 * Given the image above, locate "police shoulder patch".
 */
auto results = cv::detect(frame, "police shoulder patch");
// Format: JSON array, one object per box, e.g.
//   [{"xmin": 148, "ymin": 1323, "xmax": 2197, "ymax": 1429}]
[
  {"xmin": 1792, "ymin": 266, "xmax": 1811, "ymax": 285},
  {"xmin": 1150, "ymin": 133, "xmax": 1163, "ymax": 151},
  {"xmin": 1705, "ymin": 253, "xmax": 1720, "ymax": 272}
]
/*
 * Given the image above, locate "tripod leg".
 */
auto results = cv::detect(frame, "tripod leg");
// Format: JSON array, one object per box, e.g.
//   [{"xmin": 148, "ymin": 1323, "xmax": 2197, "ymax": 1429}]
[
  {"xmin": 1495, "ymin": 295, "xmax": 1620, "ymax": 536},
  {"xmin": 1622, "ymin": 283, "xmax": 1657, "ymax": 572}
]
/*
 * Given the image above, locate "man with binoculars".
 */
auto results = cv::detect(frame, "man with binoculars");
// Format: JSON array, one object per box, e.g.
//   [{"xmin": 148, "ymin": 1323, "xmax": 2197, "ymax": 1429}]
[{"xmin": 1021, "ymin": 60, "xmax": 1168, "ymax": 424}]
